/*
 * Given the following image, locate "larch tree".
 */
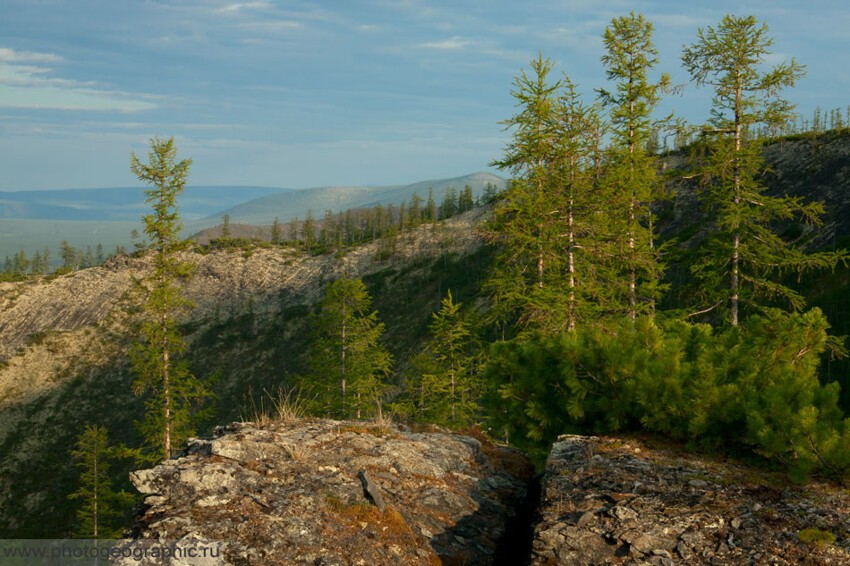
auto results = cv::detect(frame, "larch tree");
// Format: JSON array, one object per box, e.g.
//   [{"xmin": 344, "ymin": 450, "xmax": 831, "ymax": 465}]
[
  {"xmin": 551, "ymin": 75, "xmax": 607, "ymax": 331},
  {"xmin": 598, "ymin": 12, "xmax": 669, "ymax": 321},
  {"xmin": 487, "ymin": 54, "xmax": 562, "ymax": 333},
  {"xmin": 220, "ymin": 213, "xmax": 231, "ymax": 239},
  {"xmin": 130, "ymin": 137, "xmax": 213, "ymax": 461},
  {"xmin": 68, "ymin": 425, "xmax": 134, "ymax": 539},
  {"xmin": 304, "ymin": 277, "xmax": 392, "ymax": 419},
  {"xmin": 417, "ymin": 290, "xmax": 478, "ymax": 426},
  {"xmin": 270, "ymin": 216, "xmax": 282, "ymax": 244},
  {"xmin": 682, "ymin": 15, "xmax": 845, "ymax": 325}
]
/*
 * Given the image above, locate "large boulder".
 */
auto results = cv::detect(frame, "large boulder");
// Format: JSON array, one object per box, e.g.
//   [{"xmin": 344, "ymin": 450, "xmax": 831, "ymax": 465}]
[{"xmin": 120, "ymin": 419, "xmax": 532, "ymax": 565}]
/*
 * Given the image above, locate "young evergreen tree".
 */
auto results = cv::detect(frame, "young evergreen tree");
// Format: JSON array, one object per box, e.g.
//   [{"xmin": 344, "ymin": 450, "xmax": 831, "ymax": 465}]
[
  {"xmin": 130, "ymin": 137, "xmax": 213, "ymax": 461},
  {"xmin": 221, "ymin": 214, "xmax": 231, "ymax": 239},
  {"xmin": 68, "ymin": 425, "xmax": 134, "ymax": 538},
  {"xmin": 439, "ymin": 187, "xmax": 459, "ymax": 219},
  {"xmin": 682, "ymin": 15, "xmax": 845, "ymax": 325},
  {"xmin": 60, "ymin": 240, "xmax": 79, "ymax": 270},
  {"xmin": 13, "ymin": 248, "xmax": 29, "ymax": 275},
  {"xmin": 425, "ymin": 188, "xmax": 437, "ymax": 221},
  {"xmin": 408, "ymin": 193, "xmax": 423, "ymax": 227},
  {"xmin": 458, "ymin": 184, "xmax": 475, "ymax": 213},
  {"xmin": 418, "ymin": 290, "xmax": 479, "ymax": 426},
  {"xmin": 288, "ymin": 217, "xmax": 300, "ymax": 244},
  {"xmin": 83, "ymin": 245, "xmax": 95, "ymax": 268},
  {"xmin": 302, "ymin": 210, "xmax": 317, "ymax": 249},
  {"xmin": 598, "ymin": 12, "xmax": 669, "ymax": 320},
  {"xmin": 303, "ymin": 277, "xmax": 392, "ymax": 419},
  {"xmin": 42, "ymin": 246, "xmax": 51, "ymax": 273},
  {"xmin": 30, "ymin": 251, "xmax": 43, "ymax": 275},
  {"xmin": 270, "ymin": 216, "xmax": 282, "ymax": 244}
]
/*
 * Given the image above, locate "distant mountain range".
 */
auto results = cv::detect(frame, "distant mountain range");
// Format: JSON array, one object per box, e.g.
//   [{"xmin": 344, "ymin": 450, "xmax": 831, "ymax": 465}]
[
  {"xmin": 0, "ymin": 173, "xmax": 505, "ymax": 261},
  {"xmin": 0, "ymin": 186, "xmax": 291, "ymax": 222},
  {"xmin": 186, "ymin": 172, "xmax": 505, "ymax": 230}
]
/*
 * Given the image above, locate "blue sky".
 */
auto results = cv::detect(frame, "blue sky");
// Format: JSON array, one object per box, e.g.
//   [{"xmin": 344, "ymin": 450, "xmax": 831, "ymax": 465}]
[{"xmin": 1, "ymin": 0, "xmax": 848, "ymax": 190}]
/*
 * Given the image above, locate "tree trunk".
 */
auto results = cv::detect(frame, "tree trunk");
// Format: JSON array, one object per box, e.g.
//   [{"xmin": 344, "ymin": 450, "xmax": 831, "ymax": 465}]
[
  {"xmin": 731, "ymin": 79, "xmax": 743, "ymax": 327},
  {"xmin": 163, "ymin": 315, "xmax": 171, "ymax": 460},
  {"xmin": 340, "ymin": 301, "xmax": 347, "ymax": 418},
  {"xmin": 93, "ymin": 440, "xmax": 99, "ymax": 539}
]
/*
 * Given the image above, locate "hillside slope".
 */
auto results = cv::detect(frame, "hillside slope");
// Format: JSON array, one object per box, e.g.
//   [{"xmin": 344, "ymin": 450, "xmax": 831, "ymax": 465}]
[{"xmin": 0, "ymin": 210, "xmax": 492, "ymax": 537}]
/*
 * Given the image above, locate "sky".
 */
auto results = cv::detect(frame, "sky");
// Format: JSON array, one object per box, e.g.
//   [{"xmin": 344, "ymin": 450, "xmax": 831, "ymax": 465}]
[{"xmin": 1, "ymin": 0, "xmax": 849, "ymax": 191}]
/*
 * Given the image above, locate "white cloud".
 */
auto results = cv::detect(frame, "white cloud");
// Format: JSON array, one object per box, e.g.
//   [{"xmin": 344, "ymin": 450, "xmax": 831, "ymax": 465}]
[
  {"xmin": 216, "ymin": 2, "xmax": 273, "ymax": 15},
  {"xmin": 419, "ymin": 37, "xmax": 473, "ymax": 50},
  {"xmin": 0, "ymin": 48, "xmax": 156, "ymax": 113},
  {"xmin": 0, "ymin": 48, "xmax": 62, "ymax": 64},
  {"xmin": 238, "ymin": 20, "xmax": 302, "ymax": 33}
]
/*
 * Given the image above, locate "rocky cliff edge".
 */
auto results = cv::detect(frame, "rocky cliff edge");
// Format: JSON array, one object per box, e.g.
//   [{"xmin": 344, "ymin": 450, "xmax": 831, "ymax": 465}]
[{"xmin": 122, "ymin": 419, "xmax": 532, "ymax": 565}]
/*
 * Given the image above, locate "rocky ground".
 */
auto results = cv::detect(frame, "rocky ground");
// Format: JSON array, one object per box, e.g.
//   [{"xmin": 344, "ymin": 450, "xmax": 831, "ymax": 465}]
[
  {"xmin": 530, "ymin": 435, "xmax": 850, "ymax": 565},
  {"xmin": 121, "ymin": 419, "xmax": 532, "ymax": 566},
  {"xmin": 121, "ymin": 425, "xmax": 850, "ymax": 565}
]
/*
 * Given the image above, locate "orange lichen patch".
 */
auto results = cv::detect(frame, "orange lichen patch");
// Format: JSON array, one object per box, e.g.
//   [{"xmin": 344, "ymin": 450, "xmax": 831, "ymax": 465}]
[
  {"xmin": 458, "ymin": 426, "xmax": 534, "ymax": 481},
  {"xmin": 324, "ymin": 496, "xmax": 439, "ymax": 564}
]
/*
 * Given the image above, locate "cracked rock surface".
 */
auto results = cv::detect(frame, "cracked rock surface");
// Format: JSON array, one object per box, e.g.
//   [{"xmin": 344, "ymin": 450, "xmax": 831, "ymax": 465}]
[
  {"xmin": 121, "ymin": 419, "xmax": 532, "ymax": 565},
  {"xmin": 531, "ymin": 435, "xmax": 850, "ymax": 565}
]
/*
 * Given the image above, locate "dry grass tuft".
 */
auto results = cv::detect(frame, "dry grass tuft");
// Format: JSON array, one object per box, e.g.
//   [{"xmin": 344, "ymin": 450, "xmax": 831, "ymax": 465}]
[
  {"xmin": 241, "ymin": 386, "xmax": 307, "ymax": 428},
  {"xmin": 281, "ymin": 442, "xmax": 313, "ymax": 462}
]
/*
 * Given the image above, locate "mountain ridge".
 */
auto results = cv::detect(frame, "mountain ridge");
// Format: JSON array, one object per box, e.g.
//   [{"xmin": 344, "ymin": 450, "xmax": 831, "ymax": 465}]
[{"xmin": 191, "ymin": 172, "xmax": 506, "ymax": 228}]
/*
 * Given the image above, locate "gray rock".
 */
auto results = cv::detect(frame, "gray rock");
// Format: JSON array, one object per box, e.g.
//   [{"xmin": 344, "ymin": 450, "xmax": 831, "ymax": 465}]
[
  {"xmin": 530, "ymin": 435, "xmax": 850, "ymax": 565},
  {"xmin": 121, "ymin": 419, "xmax": 532, "ymax": 565}
]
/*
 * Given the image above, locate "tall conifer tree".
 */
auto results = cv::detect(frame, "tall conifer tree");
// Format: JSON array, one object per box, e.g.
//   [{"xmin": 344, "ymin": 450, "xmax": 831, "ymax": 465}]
[
  {"xmin": 552, "ymin": 77, "xmax": 606, "ymax": 330},
  {"xmin": 598, "ymin": 12, "xmax": 669, "ymax": 320},
  {"xmin": 682, "ymin": 15, "xmax": 845, "ymax": 325},
  {"xmin": 130, "ymin": 137, "xmax": 213, "ymax": 461},
  {"xmin": 488, "ymin": 55, "xmax": 561, "ymax": 332}
]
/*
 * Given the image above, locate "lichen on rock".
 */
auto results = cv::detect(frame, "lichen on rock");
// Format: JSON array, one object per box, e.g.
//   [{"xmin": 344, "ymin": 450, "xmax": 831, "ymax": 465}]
[
  {"xmin": 530, "ymin": 435, "xmax": 850, "ymax": 565},
  {"xmin": 121, "ymin": 419, "xmax": 532, "ymax": 565}
]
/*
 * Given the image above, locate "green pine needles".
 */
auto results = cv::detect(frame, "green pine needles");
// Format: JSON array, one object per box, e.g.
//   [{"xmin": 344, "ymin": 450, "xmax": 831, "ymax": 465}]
[
  {"xmin": 130, "ymin": 137, "xmax": 214, "ymax": 462},
  {"xmin": 399, "ymin": 290, "xmax": 481, "ymax": 426},
  {"xmin": 302, "ymin": 276, "xmax": 392, "ymax": 419},
  {"xmin": 68, "ymin": 425, "xmax": 135, "ymax": 539},
  {"xmin": 682, "ymin": 15, "xmax": 847, "ymax": 325},
  {"xmin": 482, "ymin": 12, "xmax": 850, "ymax": 481}
]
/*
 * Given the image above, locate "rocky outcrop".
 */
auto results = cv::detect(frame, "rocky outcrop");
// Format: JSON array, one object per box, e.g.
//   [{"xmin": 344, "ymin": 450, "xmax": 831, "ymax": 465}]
[
  {"xmin": 121, "ymin": 427, "xmax": 850, "ymax": 565},
  {"xmin": 531, "ymin": 435, "xmax": 850, "ymax": 565},
  {"xmin": 123, "ymin": 420, "xmax": 532, "ymax": 565}
]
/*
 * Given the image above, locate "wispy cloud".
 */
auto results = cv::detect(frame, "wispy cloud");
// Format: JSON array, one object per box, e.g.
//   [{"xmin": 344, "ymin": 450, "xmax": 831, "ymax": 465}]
[
  {"xmin": 0, "ymin": 47, "xmax": 156, "ymax": 113},
  {"xmin": 419, "ymin": 36, "xmax": 473, "ymax": 50},
  {"xmin": 239, "ymin": 20, "xmax": 302, "ymax": 33},
  {"xmin": 215, "ymin": 2, "xmax": 273, "ymax": 15},
  {"xmin": 0, "ymin": 48, "xmax": 62, "ymax": 64}
]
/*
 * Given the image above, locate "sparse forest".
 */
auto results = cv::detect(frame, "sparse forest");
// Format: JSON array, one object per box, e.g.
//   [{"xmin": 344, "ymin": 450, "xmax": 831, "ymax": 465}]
[{"xmin": 2, "ymin": 11, "xmax": 850, "ymax": 541}]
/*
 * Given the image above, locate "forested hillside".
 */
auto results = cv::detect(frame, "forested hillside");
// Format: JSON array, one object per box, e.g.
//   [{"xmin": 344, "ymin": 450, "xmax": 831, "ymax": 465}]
[{"xmin": 1, "ymin": 11, "xmax": 849, "ymax": 545}]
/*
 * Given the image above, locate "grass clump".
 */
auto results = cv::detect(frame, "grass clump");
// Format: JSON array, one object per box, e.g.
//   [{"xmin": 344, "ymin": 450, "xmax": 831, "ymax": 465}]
[{"xmin": 798, "ymin": 528, "xmax": 836, "ymax": 547}]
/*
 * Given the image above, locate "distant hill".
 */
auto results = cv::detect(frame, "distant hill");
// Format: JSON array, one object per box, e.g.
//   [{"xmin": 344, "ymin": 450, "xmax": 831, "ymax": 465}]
[
  {"xmin": 0, "ymin": 175, "xmax": 505, "ymax": 261},
  {"xmin": 0, "ymin": 186, "xmax": 291, "ymax": 222},
  {"xmin": 189, "ymin": 172, "xmax": 506, "ymax": 230}
]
